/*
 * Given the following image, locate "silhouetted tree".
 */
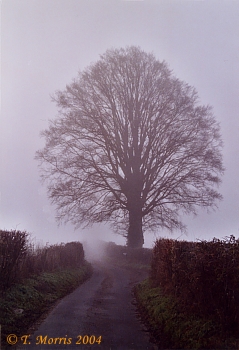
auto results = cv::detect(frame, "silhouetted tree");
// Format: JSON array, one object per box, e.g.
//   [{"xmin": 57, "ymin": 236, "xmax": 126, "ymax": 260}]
[{"xmin": 36, "ymin": 46, "xmax": 224, "ymax": 248}]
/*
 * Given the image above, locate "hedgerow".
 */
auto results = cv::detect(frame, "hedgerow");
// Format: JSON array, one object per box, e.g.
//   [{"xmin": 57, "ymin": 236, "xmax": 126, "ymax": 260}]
[
  {"xmin": 0, "ymin": 229, "xmax": 92, "ymax": 348},
  {"xmin": 146, "ymin": 235, "xmax": 239, "ymax": 345},
  {"xmin": 0, "ymin": 229, "xmax": 85, "ymax": 291}
]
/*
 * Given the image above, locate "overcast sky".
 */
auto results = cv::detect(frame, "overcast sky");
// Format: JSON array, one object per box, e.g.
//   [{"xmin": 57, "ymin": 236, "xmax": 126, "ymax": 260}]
[{"xmin": 1, "ymin": 0, "xmax": 239, "ymax": 247}]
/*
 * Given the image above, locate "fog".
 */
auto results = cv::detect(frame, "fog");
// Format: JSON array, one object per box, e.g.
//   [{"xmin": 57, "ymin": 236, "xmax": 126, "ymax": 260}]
[{"xmin": 1, "ymin": 0, "xmax": 239, "ymax": 249}]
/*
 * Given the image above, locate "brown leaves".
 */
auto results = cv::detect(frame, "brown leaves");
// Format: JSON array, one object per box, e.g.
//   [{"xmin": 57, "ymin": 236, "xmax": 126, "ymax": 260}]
[{"xmin": 150, "ymin": 236, "xmax": 239, "ymax": 334}]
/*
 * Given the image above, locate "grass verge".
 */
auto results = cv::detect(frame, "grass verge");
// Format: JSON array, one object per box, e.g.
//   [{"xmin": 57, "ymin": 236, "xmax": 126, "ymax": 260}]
[
  {"xmin": 134, "ymin": 279, "xmax": 239, "ymax": 349},
  {"xmin": 0, "ymin": 262, "xmax": 92, "ymax": 348}
]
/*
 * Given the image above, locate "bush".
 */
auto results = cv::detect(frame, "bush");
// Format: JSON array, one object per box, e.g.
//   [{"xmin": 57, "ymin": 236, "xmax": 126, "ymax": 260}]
[
  {"xmin": 23, "ymin": 241, "xmax": 85, "ymax": 274},
  {"xmin": 0, "ymin": 229, "xmax": 85, "ymax": 292},
  {"xmin": 0, "ymin": 230, "xmax": 29, "ymax": 290},
  {"xmin": 150, "ymin": 236, "xmax": 239, "ymax": 336},
  {"xmin": 134, "ymin": 280, "xmax": 226, "ymax": 349}
]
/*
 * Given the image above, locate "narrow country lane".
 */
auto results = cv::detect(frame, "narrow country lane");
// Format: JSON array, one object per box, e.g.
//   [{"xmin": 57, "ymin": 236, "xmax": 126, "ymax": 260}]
[{"xmin": 17, "ymin": 262, "xmax": 156, "ymax": 350}]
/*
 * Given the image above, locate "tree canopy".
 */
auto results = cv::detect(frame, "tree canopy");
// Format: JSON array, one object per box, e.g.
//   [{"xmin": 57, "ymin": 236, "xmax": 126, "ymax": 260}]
[{"xmin": 36, "ymin": 46, "xmax": 224, "ymax": 248}]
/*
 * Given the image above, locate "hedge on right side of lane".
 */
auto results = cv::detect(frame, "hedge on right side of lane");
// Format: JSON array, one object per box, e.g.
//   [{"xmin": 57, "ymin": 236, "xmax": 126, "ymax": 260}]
[
  {"xmin": 134, "ymin": 279, "xmax": 220, "ymax": 349},
  {"xmin": 150, "ymin": 236, "xmax": 239, "ymax": 334},
  {"xmin": 135, "ymin": 236, "xmax": 239, "ymax": 349}
]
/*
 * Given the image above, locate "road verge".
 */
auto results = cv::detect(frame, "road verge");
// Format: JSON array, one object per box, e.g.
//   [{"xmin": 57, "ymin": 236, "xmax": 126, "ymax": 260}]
[
  {"xmin": 134, "ymin": 279, "xmax": 239, "ymax": 349},
  {"xmin": 0, "ymin": 262, "xmax": 92, "ymax": 348}
]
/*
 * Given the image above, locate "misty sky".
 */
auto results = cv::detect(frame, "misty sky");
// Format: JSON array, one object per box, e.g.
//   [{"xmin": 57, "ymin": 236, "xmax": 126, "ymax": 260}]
[{"xmin": 1, "ymin": 0, "xmax": 239, "ymax": 248}]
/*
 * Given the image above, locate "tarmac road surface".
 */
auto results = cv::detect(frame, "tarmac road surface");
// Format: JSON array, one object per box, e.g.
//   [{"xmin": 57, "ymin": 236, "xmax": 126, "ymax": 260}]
[{"xmin": 18, "ymin": 261, "xmax": 156, "ymax": 349}]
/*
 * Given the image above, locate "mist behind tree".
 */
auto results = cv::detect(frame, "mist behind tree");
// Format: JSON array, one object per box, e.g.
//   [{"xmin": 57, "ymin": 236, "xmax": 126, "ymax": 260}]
[{"xmin": 36, "ymin": 46, "xmax": 224, "ymax": 249}]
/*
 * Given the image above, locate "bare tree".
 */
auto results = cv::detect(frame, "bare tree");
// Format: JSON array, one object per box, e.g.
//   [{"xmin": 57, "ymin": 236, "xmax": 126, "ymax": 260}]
[{"xmin": 36, "ymin": 46, "xmax": 224, "ymax": 248}]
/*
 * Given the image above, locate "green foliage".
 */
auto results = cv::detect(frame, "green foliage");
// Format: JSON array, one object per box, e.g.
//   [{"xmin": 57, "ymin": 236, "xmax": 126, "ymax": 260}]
[
  {"xmin": 0, "ymin": 263, "xmax": 92, "ymax": 347},
  {"xmin": 135, "ymin": 280, "xmax": 237, "ymax": 349}
]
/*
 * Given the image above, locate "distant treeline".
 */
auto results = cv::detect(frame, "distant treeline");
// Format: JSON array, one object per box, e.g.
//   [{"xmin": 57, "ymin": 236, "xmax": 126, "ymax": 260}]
[{"xmin": 0, "ymin": 229, "xmax": 85, "ymax": 292}]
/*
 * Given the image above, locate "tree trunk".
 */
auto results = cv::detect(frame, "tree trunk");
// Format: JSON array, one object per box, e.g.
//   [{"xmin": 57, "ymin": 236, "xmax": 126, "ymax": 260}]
[{"xmin": 127, "ymin": 206, "xmax": 144, "ymax": 249}]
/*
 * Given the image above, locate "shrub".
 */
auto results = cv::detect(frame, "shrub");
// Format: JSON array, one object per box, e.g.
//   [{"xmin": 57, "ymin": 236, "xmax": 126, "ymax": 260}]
[
  {"xmin": 150, "ymin": 236, "xmax": 239, "ymax": 336},
  {"xmin": 135, "ymin": 280, "xmax": 225, "ymax": 349},
  {"xmin": 0, "ymin": 229, "xmax": 85, "ymax": 292},
  {"xmin": 0, "ymin": 230, "xmax": 29, "ymax": 290}
]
